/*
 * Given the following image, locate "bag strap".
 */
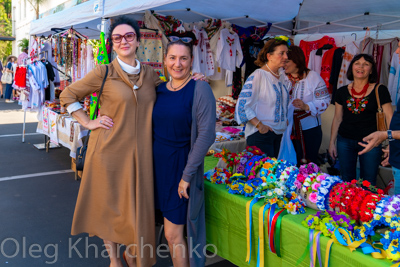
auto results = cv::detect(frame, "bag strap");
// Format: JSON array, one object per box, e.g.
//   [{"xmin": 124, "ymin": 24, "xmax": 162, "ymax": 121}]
[
  {"xmin": 375, "ymin": 83, "xmax": 382, "ymax": 111},
  {"xmin": 92, "ymin": 65, "xmax": 109, "ymax": 120},
  {"xmin": 83, "ymin": 65, "xmax": 109, "ymax": 145}
]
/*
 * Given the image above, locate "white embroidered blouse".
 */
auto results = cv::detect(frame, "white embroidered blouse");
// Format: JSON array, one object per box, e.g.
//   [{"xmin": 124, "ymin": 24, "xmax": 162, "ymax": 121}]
[
  {"xmin": 289, "ymin": 70, "xmax": 331, "ymax": 130},
  {"xmin": 235, "ymin": 68, "xmax": 290, "ymax": 137}
]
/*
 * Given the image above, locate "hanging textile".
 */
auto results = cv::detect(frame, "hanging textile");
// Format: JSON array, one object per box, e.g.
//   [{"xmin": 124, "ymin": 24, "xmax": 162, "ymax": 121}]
[
  {"xmin": 231, "ymin": 24, "xmax": 271, "ymax": 99},
  {"xmin": 337, "ymin": 41, "xmax": 359, "ymax": 88},
  {"xmin": 97, "ymin": 31, "xmax": 110, "ymax": 65},
  {"xmin": 216, "ymin": 28, "xmax": 243, "ymax": 89},
  {"xmin": 243, "ymin": 37, "xmax": 265, "ymax": 81},
  {"xmin": 137, "ymin": 29, "xmax": 164, "ymax": 76},
  {"xmin": 320, "ymin": 47, "xmax": 337, "ymax": 93},
  {"xmin": 17, "ymin": 52, "xmax": 28, "ymax": 66},
  {"xmin": 329, "ymin": 47, "xmax": 345, "ymax": 104},
  {"xmin": 360, "ymin": 37, "xmax": 399, "ymax": 85},
  {"xmin": 299, "ymin": 36, "xmax": 336, "ymax": 66},
  {"xmin": 388, "ymin": 55, "xmax": 400, "ymax": 105},
  {"xmin": 153, "ymin": 13, "xmax": 185, "ymax": 36},
  {"xmin": 198, "ymin": 19, "xmax": 222, "ymax": 40},
  {"xmin": 192, "ymin": 26, "xmax": 215, "ymax": 76}
]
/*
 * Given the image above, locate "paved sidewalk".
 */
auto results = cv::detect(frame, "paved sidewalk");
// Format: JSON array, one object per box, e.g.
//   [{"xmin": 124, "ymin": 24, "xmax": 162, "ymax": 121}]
[{"xmin": 0, "ymin": 99, "xmax": 236, "ymax": 267}]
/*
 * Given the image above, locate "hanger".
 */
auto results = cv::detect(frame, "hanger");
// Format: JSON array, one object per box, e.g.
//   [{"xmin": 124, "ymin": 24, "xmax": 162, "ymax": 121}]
[
  {"xmin": 251, "ymin": 28, "xmax": 261, "ymax": 40},
  {"xmin": 351, "ymin": 33, "xmax": 357, "ymax": 41}
]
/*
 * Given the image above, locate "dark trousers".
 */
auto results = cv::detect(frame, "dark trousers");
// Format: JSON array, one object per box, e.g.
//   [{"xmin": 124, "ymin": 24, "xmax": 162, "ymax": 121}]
[
  {"xmin": 337, "ymin": 134, "xmax": 382, "ymax": 186},
  {"xmin": 5, "ymin": 83, "xmax": 13, "ymax": 100},
  {"xmin": 292, "ymin": 125, "xmax": 322, "ymax": 164},
  {"xmin": 247, "ymin": 130, "xmax": 282, "ymax": 158}
]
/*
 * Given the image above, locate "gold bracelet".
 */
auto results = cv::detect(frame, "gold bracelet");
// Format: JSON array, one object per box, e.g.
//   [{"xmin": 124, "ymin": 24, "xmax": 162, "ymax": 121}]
[{"xmin": 255, "ymin": 120, "xmax": 261, "ymax": 128}]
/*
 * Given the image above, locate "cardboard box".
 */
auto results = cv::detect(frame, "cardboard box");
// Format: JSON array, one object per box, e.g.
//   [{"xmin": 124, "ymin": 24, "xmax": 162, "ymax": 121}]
[{"xmin": 71, "ymin": 158, "xmax": 83, "ymax": 180}]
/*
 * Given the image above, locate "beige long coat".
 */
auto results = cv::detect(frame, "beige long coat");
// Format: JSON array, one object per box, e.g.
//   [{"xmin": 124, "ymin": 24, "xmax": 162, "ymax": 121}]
[{"xmin": 60, "ymin": 59, "xmax": 162, "ymax": 267}]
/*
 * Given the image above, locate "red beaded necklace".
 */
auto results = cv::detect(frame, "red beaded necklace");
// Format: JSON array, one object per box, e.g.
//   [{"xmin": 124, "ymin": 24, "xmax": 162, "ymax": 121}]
[{"xmin": 350, "ymin": 83, "xmax": 369, "ymax": 110}]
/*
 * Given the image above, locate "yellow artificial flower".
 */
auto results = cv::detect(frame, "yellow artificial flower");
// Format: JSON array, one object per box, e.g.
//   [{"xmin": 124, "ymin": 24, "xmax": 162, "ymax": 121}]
[
  {"xmin": 244, "ymin": 185, "xmax": 253, "ymax": 193},
  {"xmin": 231, "ymin": 184, "xmax": 239, "ymax": 190},
  {"xmin": 387, "ymin": 243, "xmax": 400, "ymax": 261}
]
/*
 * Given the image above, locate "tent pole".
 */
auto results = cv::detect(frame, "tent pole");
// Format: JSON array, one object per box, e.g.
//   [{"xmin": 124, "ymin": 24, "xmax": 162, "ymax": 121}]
[
  {"xmin": 370, "ymin": 20, "xmax": 400, "ymax": 28},
  {"xmin": 369, "ymin": 13, "xmax": 400, "ymax": 19},
  {"xmin": 330, "ymin": 14, "xmax": 364, "ymax": 24},
  {"xmin": 270, "ymin": 24, "xmax": 292, "ymax": 33},
  {"xmin": 222, "ymin": 16, "xmax": 247, "ymax": 21},
  {"xmin": 189, "ymin": 10, "xmax": 214, "ymax": 19},
  {"xmin": 292, "ymin": 1, "xmax": 303, "ymax": 36},
  {"xmin": 151, "ymin": 9, "xmax": 188, "ymax": 14},
  {"xmin": 329, "ymin": 22, "xmax": 364, "ymax": 30},
  {"xmin": 22, "ymin": 109, "xmax": 26, "ymax": 143}
]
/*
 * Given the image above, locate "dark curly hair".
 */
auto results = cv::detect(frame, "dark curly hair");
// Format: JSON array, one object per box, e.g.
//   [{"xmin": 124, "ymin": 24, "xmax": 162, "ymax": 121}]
[{"xmin": 108, "ymin": 16, "xmax": 141, "ymax": 53}]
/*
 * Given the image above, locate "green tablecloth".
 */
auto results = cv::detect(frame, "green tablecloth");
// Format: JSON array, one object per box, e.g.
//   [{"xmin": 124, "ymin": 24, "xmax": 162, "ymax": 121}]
[{"xmin": 203, "ymin": 156, "xmax": 392, "ymax": 267}]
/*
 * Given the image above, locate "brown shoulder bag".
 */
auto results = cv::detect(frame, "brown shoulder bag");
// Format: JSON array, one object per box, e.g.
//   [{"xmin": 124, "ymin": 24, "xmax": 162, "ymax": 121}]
[{"xmin": 375, "ymin": 83, "xmax": 388, "ymax": 131}]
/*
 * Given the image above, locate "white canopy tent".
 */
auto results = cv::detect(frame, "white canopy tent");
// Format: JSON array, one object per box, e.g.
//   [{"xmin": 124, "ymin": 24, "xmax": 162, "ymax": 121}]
[
  {"xmin": 29, "ymin": 0, "xmax": 400, "ymax": 38},
  {"xmin": 29, "ymin": 0, "xmax": 103, "ymax": 38},
  {"xmin": 29, "ymin": 0, "xmax": 303, "ymax": 38}
]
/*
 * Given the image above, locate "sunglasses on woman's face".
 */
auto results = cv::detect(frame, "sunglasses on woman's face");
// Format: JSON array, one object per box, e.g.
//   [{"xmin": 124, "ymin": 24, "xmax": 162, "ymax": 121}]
[
  {"xmin": 111, "ymin": 32, "xmax": 136, "ymax": 43},
  {"xmin": 168, "ymin": 36, "xmax": 193, "ymax": 43}
]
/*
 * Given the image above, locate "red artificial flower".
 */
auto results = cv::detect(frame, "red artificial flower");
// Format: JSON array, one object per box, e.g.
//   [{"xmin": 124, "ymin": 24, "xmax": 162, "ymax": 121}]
[
  {"xmin": 377, "ymin": 189, "xmax": 384, "ymax": 195},
  {"xmin": 362, "ymin": 180, "xmax": 371, "ymax": 187},
  {"xmin": 351, "ymin": 179, "xmax": 357, "ymax": 184}
]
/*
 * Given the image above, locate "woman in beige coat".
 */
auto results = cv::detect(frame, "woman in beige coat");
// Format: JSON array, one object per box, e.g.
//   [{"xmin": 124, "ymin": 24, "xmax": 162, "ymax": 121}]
[{"xmin": 60, "ymin": 16, "xmax": 161, "ymax": 267}]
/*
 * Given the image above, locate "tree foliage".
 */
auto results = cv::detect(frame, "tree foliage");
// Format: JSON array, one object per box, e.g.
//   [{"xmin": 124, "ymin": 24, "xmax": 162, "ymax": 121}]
[
  {"xmin": 27, "ymin": 0, "xmax": 47, "ymax": 19},
  {"xmin": 0, "ymin": 0, "xmax": 12, "ymax": 63}
]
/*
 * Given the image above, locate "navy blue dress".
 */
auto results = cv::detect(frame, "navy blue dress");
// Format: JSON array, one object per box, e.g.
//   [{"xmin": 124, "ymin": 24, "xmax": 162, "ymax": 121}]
[{"xmin": 153, "ymin": 79, "xmax": 195, "ymax": 224}]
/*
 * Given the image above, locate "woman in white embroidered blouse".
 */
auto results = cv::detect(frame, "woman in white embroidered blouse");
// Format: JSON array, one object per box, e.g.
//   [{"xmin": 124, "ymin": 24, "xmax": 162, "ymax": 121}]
[
  {"xmin": 284, "ymin": 45, "xmax": 330, "ymax": 164},
  {"xmin": 235, "ymin": 37, "xmax": 290, "ymax": 157}
]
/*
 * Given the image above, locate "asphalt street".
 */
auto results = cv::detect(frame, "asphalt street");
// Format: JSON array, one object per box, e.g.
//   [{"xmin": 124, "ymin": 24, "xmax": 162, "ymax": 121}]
[{"xmin": 0, "ymin": 98, "xmax": 235, "ymax": 267}]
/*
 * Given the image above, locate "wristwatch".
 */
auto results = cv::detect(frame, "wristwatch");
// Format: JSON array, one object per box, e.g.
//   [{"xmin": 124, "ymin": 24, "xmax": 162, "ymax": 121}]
[{"xmin": 388, "ymin": 130, "xmax": 395, "ymax": 141}]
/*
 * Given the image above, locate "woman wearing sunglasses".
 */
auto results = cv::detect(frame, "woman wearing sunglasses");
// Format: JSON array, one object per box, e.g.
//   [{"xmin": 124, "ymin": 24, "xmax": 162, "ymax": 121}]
[
  {"xmin": 152, "ymin": 38, "xmax": 216, "ymax": 267},
  {"xmin": 60, "ymin": 16, "xmax": 165, "ymax": 267}
]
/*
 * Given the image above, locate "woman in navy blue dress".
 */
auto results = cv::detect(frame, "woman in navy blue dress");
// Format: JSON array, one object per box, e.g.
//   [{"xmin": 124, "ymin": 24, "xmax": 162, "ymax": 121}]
[{"xmin": 153, "ymin": 39, "xmax": 216, "ymax": 267}]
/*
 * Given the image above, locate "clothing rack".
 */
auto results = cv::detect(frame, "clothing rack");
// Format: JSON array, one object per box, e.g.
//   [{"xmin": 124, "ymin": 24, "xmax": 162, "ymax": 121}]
[
  {"xmin": 21, "ymin": 51, "xmax": 66, "ymax": 149},
  {"xmin": 52, "ymin": 27, "xmax": 88, "ymax": 40}
]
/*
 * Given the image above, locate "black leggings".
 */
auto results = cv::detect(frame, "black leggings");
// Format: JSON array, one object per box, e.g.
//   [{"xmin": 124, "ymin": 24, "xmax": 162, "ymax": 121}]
[{"xmin": 247, "ymin": 130, "xmax": 282, "ymax": 158}]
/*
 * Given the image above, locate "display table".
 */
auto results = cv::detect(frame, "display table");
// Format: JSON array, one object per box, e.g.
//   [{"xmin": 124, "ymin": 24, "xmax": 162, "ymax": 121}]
[
  {"xmin": 210, "ymin": 138, "xmax": 247, "ymax": 153},
  {"xmin": 36, "ymin": 107, "xmax": 88, "ymax": 158},
  {"xmin": 203, "ymin": 157, "xmax": 392, "ymax": 267}
]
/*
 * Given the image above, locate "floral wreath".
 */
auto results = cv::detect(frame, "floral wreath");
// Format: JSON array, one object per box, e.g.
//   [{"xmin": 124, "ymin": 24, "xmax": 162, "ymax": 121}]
[
  {"xmin": 316, "ymin": 175, "xmax": 341, "ymax": 211},
  {"xmin": 204, "ymin": 167, "xmax": 231, "ymax": 184},
  {"xmin": 302, "ymin": 210, "xmax": 355, "ymax": 238},
  {"xmin": 274, "ymin": 35, "xmax": 291, "ymax": 47}
]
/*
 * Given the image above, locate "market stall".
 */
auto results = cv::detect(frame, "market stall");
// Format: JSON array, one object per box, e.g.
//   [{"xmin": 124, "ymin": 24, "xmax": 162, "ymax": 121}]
[{"xmin": 203, "ymin": 150, "xmax": 398, "ymax": 267}]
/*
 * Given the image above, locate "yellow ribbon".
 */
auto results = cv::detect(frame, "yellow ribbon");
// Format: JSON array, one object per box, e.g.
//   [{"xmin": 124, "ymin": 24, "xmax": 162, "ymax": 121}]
[
  {"xmin": 332, "ymin": 228, "xmax": 365, "ymax": 252},
  {"xmin": 246, "ymin": 200, "xmax": 252, "ymax": 263},
  {"xmin": 311, "ymin": 231, "xmax": 320, "ymax": 267},
  {"xmin": 324, "ymin": 239, "xmax": 334, "ymax": 267},
  {"xmin": 258, "ymin": 204, "xmax": 267, "ymax": 267},
  {"xmin": 371, "ymin": 243, "xmax": 388, "ymax": 259}
]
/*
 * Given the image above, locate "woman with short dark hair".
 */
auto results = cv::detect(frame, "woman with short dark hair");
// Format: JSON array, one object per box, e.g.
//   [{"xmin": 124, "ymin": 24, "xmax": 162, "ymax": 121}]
[
  {"xmin": 284, "ymin": 45, "xmax": 330, "ymax": 164},
  {"xmin": 235, "ymin": 37, "xmax": 290, "ymax": 157},
  {"xmin": 329, "ymin": 53, "xmax": 393, "ymax": 185}
]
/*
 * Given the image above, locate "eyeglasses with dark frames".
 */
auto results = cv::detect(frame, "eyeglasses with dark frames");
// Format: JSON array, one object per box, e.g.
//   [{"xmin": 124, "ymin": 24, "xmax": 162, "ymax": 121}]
[{"xmin": 111, "ymin": 32, "xmax": 136, "ymax": 43}]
